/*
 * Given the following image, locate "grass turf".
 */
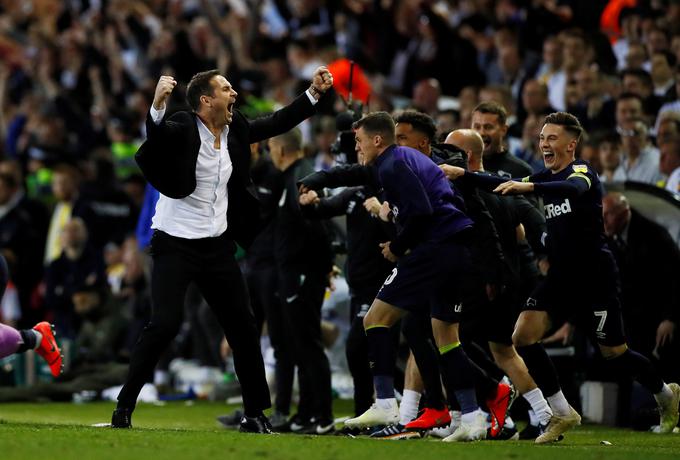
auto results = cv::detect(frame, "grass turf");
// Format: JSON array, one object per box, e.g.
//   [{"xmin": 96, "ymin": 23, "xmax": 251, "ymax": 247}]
[{"xmin": 0, "ymin": 401, "xmax": 678, "ymax": 460}]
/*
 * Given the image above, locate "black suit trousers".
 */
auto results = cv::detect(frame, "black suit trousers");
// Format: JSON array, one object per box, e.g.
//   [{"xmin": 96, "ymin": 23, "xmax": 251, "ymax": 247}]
[{"xmin": 117, "ymin": 230, "xmax": 271, "ymax": 414}]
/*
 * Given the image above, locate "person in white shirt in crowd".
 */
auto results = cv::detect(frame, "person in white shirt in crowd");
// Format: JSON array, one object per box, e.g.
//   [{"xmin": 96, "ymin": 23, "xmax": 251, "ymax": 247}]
[{"xmin": 613, "ymin": 119, "xmax": 664, "ymax": 185}]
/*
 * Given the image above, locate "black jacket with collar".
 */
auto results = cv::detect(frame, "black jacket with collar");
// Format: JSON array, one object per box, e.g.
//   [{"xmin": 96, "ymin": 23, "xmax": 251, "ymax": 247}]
[{"xmin": 135, "ymin": 92, "xmax": 322, "ymax": 249}]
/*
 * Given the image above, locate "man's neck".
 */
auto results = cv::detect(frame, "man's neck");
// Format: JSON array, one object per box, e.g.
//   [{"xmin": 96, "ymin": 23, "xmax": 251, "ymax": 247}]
[
  {"xmin": 197, "ymin": 112, "xmax": 225, "ymax": 138},
  {"xmin": 483, "ymin": 148, "xmax": 504, "ymax": 159},
  {"xmin": 280, "ymin": 154, "xmax": 304, "ymax": 172},
  {"xmin": 626, "ymin": 148, "xmax": 642, "ymax": 163}
]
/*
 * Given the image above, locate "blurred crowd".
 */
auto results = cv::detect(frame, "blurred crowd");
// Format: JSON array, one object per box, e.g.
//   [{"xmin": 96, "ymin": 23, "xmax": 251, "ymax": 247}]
[{"xmin": 0, "ymin": 0, "xmax": 679, "ymax": 425}]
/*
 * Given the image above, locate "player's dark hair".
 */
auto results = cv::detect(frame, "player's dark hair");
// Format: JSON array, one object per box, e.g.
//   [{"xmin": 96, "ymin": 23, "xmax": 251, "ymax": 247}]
[
  {"xmin": 394, "ymin": 110, "xmax": 437, "ymax": 143},
  {"xmin": 544, "ymin": 112, "xmax": 584, "ymax": 142},
  {"xmin": 186, "ymin": 69, "xmax": 221, "ymax": 111},
  {"xmin": 352, "ymin": 112, "xmax": 396, "ymax": 144}
]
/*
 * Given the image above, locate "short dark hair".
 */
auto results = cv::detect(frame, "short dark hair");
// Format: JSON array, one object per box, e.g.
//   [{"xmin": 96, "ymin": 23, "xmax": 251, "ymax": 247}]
[
  {"xmin": 271, "ymin": 127, "xmax": 303, "ymax": 154},
  {"xmin": 598, "ymin": 132, "xmax": 622, "ymax": 147},
  {"xmin": 186, "ymin": 69, "xmax": 221, "ymax": 111},
  {"xmin": 352, "ymin": 112, "xmax": 396, "ymax": 144},
  {"xmin": 394, "ymin": 110, "xmax": 437, "ymax": 143},
  {"xmin": 543, "ymin": 112, "xmax": 584, "ymax": 141},
  {"xmin": 617, "ymin": 92, "xmax": 644, "ymax": 106},
  {"xmin": 472, "ymin": 101, "xmax": 507, "ymax": 125},
  {"xmin": 620, "ymin": 68, "xmax": 653, "ymax": 89},
  {"xmin": 652, "ymin": 49, "xmax": 677, "ymax": 68},
  {"xmin": 52, "ymin": 163, "xmax": 81, "ymax": 183}
]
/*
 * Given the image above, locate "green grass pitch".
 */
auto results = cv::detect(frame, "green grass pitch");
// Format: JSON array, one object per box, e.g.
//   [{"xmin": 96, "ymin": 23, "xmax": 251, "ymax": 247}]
[{"xmin": 0, "ymin": 401, "xmax": 678, "ymax": 460}]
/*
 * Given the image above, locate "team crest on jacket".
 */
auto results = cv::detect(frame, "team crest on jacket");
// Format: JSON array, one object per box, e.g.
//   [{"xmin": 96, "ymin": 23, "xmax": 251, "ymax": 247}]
[{"xmin": 572, "ymin": 164, "xmax": 588, "ymax": 174}]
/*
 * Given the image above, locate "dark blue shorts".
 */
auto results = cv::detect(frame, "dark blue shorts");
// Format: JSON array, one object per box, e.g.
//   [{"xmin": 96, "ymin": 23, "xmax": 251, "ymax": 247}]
[
  {"xmin": 376, "ymin": 236, "xmax": 471, "ymax": 323},
  {"xmin": 523, "ymin": 262, "xmax": 626, "ymax": 346}
]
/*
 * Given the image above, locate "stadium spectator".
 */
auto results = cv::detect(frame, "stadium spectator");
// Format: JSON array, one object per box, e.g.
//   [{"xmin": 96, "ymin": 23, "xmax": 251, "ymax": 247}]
[
  {"xmin": 411, "ymin": 79, "xmax": 442, "ymax": 118},
  {"xmin": 659, "ymin": 135, "xmax": 680, "ymax": 194},
  {"xmin": 650, "ymin": 51, "xmax": 677, "ymax": 102},
  {"xmin": 0, "ymin": 166, "xmax": 47, "ymax": 328},
  {"xmin": 570, "ymin": 66, "xmax": 616, "ymax": 132},
  {"xmin": 512, "ymin": 113, "xmax": 545, "ymax": 173},
  {"xmin": 655, "ymin": 65, "xmax": 680, "ymax": 129},
  {"xmin": 603, "ymin": 192, "xmax": 680, "ymax": 384},
  {"xmin": 620, "ymin": 68, "xmax": 664, "ymax": 124},
  {"xmin": 613, "ymin": 119, "xmax": 664, "ymax": 184},
  {"xmin": 598, "ymin": 133, "xmax": 623, "ymax": 183},
  {"xmin": 535, "ymin": 36, "xmax": 566, "ymax": 111},
  {"xmin": 44, "ymin": 164, "xmax": 90, "ymax": 265},
  {"xmin": 43, "ymin": 217, "xmax": 106, "ymax": 339},
  {"xmin": 511, "ymin": 79, "xmax": 555, "ymax": 138}
]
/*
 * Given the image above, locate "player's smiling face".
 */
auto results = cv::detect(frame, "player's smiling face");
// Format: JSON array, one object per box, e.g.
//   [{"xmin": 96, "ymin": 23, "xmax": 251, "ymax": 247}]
[{"xmin": 539, "ymin": 123, "xmax": 578, "ymax": 173}]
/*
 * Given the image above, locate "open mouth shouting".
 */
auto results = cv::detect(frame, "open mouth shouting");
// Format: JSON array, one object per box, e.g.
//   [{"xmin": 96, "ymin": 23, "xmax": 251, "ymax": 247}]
[{"xmin": 543, "ymin": 149, "xmax": 555, "ymax": 164}]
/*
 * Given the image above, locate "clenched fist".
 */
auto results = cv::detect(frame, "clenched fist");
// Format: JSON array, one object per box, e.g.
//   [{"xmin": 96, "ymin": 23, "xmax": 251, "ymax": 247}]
[
  {"xmin": 309, "ymin": 66, "xmax": 334, "ymax": 99},
  {"xmin": 153, "ymin": 75, "xmax": 177, "ymax": 110},
  {"xmin": 299, "ymin": 190, "xmax": 320, "ymax": 206}
]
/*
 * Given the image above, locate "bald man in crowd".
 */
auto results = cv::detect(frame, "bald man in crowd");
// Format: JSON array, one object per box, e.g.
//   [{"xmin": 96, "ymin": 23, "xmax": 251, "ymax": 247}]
[{"xmin": 602, "ymin": 192, "xmax": 680, "ymax": 384}]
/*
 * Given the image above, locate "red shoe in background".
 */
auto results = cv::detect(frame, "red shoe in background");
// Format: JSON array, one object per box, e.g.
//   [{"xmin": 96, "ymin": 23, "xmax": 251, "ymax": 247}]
[{"xmin": 32, "ymin": 322, "xmax": 63, "ymax": 377}]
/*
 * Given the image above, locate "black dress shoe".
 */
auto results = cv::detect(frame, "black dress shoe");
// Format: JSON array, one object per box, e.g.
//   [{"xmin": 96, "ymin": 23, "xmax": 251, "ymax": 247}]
[
  {"xmin": 239, "ymin": 414, "xmax": 273, "ymax": 434},
  {"xmin": 217, "ymin": 409, "xmax": 244, "ymax": 428},
  {"xmin": 111, "ymin": 408, "xmax": 133, "ymax": 428}
]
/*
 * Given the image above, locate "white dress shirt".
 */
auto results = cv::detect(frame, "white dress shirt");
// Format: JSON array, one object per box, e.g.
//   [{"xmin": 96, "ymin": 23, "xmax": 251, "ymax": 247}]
[
  {"xmin": 147, "ymin": 91, "xmax": 318, "ymax": 239},
  {"xmin": 150, "ymin": 106, "xmax": 233, "ymax": 239},
  {"xmin": 666, "ymin": 167, "xmax": 680, "ymax": 195},
  {"xmin": 613, "ymin": 145, "xmax": 664, "ymax": 186}
]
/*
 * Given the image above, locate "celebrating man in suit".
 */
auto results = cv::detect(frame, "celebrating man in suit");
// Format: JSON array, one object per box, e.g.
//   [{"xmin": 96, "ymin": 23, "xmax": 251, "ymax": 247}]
[{"xmin": 111, "ymin": 66, "xmax": 334, "ymax": 432}]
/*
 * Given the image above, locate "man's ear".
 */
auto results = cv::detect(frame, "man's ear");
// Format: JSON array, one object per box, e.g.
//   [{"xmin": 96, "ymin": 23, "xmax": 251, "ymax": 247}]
[{"xmin": 567, "ymin": 137, "xmax": 578, "ymax": 154}]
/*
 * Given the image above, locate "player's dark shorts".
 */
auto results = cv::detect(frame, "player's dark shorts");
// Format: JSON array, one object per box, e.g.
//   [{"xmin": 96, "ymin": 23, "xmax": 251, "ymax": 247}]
[
  {"xmin": 376, "ymin": 231, "xmax": 472, "ymax": 323},
  {"xmin": 459, "ymin": 276, "xmax": 523, "ymax": 346},
  {"xmin": 522, "ymin": 258, "xmax": 626, "ymax": 346}
]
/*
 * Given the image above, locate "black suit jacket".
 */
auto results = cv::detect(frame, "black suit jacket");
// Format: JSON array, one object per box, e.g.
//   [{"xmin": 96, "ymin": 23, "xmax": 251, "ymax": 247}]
[
  {"xmin": 135, "ymin": 92, "xmax": 321, "ymax": 249},
  {"xmin": 610, "ymin": 210, "xmax": 680, "ymax": 348}
]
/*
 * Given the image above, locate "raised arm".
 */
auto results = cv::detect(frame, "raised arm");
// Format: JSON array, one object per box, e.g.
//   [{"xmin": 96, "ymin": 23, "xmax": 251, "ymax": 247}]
[
  {"xmin": 298, "ymin": 164, "xmax": 374, "ymax": 192},
  {"xmin": 249, "ymin": 66, "xmax": 334, "ymax": 143}
]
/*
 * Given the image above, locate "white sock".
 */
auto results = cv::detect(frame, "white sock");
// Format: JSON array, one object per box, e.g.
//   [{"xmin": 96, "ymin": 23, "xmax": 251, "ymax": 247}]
[
  {"xmin": 154, "ymin": 370, "xmax": 170, "ymax": 386},
  {"xmin": 461, "ymin": 409, "xmax": 481, "ymax": 425},
  {"xmin": 376, "ymin": 397, "xmax": 397, "ymax": 411},
  {"xmin": 528, "ymin": 409, "xmax": 539, "ymax": 427},
  {"xmin": 654, "ymin": 383, "xmax": 673, "ymax": 407},
  {"xmin": 450, "ymin": 410, "xmax": 462, "ymax": 428},
  {"xmin": 523, "ymin": 388, "xmax": 552, "ymax": 425},
  {"xmin": 32, "ymin": 330, "xmax": 43, "ymax": 350},
  {"xmin": 547, "ymin": 390, "xmax": 571, "ymax": 416},
  {"xmin": 399, "ymin": 389, "xmax": 421, "ymax": 425}
]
